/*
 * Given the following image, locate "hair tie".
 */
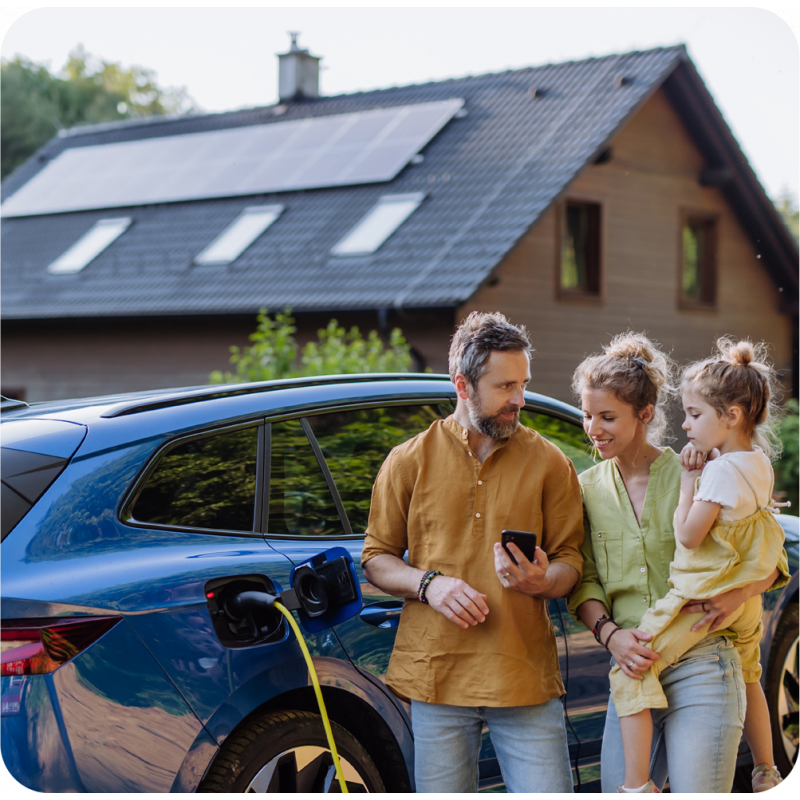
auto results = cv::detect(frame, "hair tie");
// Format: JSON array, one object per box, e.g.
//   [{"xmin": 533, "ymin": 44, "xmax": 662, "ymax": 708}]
[{"xmin": 629, "ymin": 357, "xmax": 646, "ymax": 368}]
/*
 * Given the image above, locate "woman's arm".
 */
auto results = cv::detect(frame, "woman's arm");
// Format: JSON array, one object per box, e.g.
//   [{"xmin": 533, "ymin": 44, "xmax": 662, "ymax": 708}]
[
  {"xmin": 681, "ymin": 567, "xmax": 780, "ymax": 632},
  {"xmin": 576, "ymin": 599, "xmax": 660, "ymax": 680},
  {"xmin": 674, "ymin": 469, "xmax": 721, "ymax": 549}
]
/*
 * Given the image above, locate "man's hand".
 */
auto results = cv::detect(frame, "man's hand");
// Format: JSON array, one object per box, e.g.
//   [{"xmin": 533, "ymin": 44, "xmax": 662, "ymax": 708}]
[
  {"xmin": 425, "ymin": 576, "xmax": 489, "ymax": 629},
  {"xmin": 494, "ymin": 542, "xmax": 554, "ymax": 596},
  {"xmin": 605, "ymin": 627, "xmax": 660, "ymax": 680}
]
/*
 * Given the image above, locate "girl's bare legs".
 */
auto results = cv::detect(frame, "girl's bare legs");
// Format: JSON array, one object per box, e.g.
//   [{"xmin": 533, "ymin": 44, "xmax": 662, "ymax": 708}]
[
  {"xmin": 620, "ymin": 709, "xmax": 654, "ymax": 788},
  {"xmin": 744, "ymin": 682, "xmax": 774, "ymax": 766}
]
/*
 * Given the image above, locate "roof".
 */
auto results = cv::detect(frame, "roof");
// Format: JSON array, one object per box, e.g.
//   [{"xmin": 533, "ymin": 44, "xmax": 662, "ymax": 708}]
[{"xmin": 1, "ymin": 45, "xmax": 796, "ymax": 320}]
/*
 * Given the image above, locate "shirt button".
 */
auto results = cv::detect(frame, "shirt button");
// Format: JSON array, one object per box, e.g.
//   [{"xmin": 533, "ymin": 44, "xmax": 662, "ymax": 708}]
[
  {"xmin": 637, "ymin": 537, "xmax": 640, "ymax": 542},
  {"xmin": 478, "ymin": 480, "xmax": 483, "ymax": 485},
  {"xmin": 475, "ymin": 513, "xmax": 481, "ymax": 518},
  {"xmin": 468, "ymin": 451, "xmax": 472, "ymax": 457},
  {"xmin": 640, "ymin": 567, "xmax": 646, "ymax": 573}
]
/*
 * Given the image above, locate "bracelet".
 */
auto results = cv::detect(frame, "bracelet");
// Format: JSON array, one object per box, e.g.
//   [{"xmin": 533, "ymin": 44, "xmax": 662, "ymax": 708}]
[
  {"xmin": 418, "ymin": 570, "xmax": 442, "ymax": 604},
  {"xmin": 602, "ymin": 625, "xmax": 623, "ymax": 652},
  {"xmin": 592, "ymin": 614, "xmax": 615, "ymax": 645}
]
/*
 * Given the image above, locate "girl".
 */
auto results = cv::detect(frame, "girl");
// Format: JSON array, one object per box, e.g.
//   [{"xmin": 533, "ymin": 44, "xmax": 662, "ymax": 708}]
[
  {"xmin": 610, "ymin": 337, "xmax": 788, "ymax": 793},
  {"xmin": 568, "ymin": 333, "xmax": 788, "ymax": 793}
]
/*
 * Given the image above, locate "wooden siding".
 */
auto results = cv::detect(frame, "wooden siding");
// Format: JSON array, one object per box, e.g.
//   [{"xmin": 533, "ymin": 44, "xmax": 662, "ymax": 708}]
[{"xmin": 462, "ymin": 88, "xmax": 793, "ymax": 414}]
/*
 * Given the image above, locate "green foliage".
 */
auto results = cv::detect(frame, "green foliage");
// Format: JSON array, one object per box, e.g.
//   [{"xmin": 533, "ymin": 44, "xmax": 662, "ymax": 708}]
[
  {"xmin": 774, "ymin": 399, "xmax": 799, "ymax": 512},
  {"xmin": 209, "ymin": 308, "xmax": 414, "ymax": 384},
  {"xmin": 774, "ymin": 192, "xmax": 799, "ymax": 242},
  {"xmin": 1, "ymin": 46, "xmax": 193, "ymax": 178}
]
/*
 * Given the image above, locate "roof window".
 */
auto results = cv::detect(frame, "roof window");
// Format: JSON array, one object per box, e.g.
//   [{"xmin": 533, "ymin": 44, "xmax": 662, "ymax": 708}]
[
  {"xmin": 47, "ymin": 217, "xmax": 131, "ymax": 274},
  {"xmin": 194, "ymin": 205, "xmax": 284, "ymax": 265},
  {"xmin": 331, "ymin": 193, "xmax": 425, "ymax": 256}
]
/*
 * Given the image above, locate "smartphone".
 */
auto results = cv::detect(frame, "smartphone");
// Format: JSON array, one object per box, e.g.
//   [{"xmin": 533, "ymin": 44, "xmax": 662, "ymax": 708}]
[{"xmin": 501, "ymin": 530, "xmax": 538, "ymax": 565}]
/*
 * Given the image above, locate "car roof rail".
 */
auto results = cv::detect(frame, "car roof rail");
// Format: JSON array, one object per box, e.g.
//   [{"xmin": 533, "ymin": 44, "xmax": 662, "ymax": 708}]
[
  {"xmin": 101, "ymin": 373, "xmax": 452, "ymax": 418},
  {"xmin": 1, "ymin": 395, "xmax": 30, "ymax": 413}
]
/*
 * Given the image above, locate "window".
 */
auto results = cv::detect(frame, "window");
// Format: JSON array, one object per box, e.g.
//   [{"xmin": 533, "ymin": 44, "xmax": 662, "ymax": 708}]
[
  {"xmin": 331, "ymin": 193, "xmax": 425, "ymax": 256},
  {"xmin": 681, "ymin": 214, "xmax": 717, "ymax": 306},
  {"xmin": 307, "ymin": 405, "xmax": 443, "ymax": 533},
  {"xmin": 560, "ymin": 201, "xmax": 601, "ymax": 295},
  {"xmin": 194, "ymin": 205, "xmax": 283, "ymax": 265},
  {"xmin": 519, "ymin": 409, "xmax": 594, "ymax": 475},
  {"xmin": 132, "ymin": 426, "xmax": 259, "ymax": 532},
  {"xmin": 47, "ymin": 217, "xmax": 131, "ymax": 274},
  {"xmin": 268, "ymin": 419, "xmax": 342, "ymax": 537}
]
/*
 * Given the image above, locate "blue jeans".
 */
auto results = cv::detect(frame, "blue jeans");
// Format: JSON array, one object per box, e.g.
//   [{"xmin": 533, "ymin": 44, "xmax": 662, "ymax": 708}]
[
  {"xmin": 601, "ymin": 636, "xmax": 746, "ymax": 793},
  {"xmin": 411, "ymin": 697, "xmax": 573, "ymax": 793}
]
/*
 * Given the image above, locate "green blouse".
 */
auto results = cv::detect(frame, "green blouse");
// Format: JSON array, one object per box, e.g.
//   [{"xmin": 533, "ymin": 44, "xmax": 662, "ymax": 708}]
[{"xmin": 567, "ymin": 447, "xmax": 789, "ymax": 634}]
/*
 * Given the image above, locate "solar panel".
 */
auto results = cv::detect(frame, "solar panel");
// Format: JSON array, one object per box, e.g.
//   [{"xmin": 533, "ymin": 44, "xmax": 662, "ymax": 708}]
[{"xmin": 1, "ymin": 99, "xmax": 464, "ymax": 218}]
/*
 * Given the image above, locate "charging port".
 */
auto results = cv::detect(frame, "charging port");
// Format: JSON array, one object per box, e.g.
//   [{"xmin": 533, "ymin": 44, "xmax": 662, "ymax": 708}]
[{"xmin": 205, "ymin": 574, "xmax": 285, "ymax": 648}]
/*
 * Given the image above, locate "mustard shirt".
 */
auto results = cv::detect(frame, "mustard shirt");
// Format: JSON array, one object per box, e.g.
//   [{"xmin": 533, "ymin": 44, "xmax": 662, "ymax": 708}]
[
  {"xmin": 363, "ymin": 415, "xmax": 585, "ymax": 707},
  {"xmin": 567, "ymin": 448, "xmax": 790, "ymax": 632}
]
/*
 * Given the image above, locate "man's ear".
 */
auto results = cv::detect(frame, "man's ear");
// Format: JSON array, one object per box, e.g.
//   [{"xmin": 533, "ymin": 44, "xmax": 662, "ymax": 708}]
[{"xmin": 454, "ymin": 374, "xmax": 471, "ymax": 400}]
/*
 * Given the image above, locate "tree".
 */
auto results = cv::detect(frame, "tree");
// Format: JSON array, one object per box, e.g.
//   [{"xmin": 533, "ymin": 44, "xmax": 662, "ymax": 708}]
[
  {"xmin": 1, "ymin": 46, "xmax": 194, "ymax": 179},
  {"xmin": 774, "ymin": 399, "xmax": 798, "ymax": 511},
  {"xmin": 774, "ymin": 191, "xmax": 799, "ymax": 242},
  {"xmin": 208, "ymin": 308, "xmax": 415, "ymax": 384}
]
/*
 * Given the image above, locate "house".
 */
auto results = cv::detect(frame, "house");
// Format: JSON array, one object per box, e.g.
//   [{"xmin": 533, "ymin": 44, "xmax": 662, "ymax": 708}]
[{"xmin": 1, "ymin": 40, "xmax": 797, "ymax": 405}]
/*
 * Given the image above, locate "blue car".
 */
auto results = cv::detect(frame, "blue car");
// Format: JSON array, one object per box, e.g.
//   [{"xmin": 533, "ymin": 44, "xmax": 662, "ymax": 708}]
[{"xmin": 1, "ymin": 375, "xmax": 797, "ymax": 792}]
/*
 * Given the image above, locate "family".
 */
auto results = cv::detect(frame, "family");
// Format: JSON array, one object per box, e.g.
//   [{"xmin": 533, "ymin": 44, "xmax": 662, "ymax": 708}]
[{"xmin": 362, "ymin": 311, "xmax": 790, "ymax": 793}]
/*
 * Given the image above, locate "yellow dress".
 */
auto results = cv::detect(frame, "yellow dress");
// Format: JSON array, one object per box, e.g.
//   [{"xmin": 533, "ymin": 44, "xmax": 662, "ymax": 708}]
[{"xmin": 610, "ymin": 456, "xmax": 786, "ymax": 718}]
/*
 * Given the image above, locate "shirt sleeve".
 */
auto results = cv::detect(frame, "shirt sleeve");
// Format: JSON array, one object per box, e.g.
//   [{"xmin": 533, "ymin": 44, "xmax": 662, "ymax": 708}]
[
  {"xmin": 362, "ymin": 447, "xmax": 412, "ymax": 565},
  {"xmin": 693, "ymin": 459, "xmax": 740, "ymax": 509},
  {"xmin": 539, "ymin": 448, "xmax": 585, "ymax": 589},
  {"xmin": 566, "ymin": 504, "xmax": 611, "ymax": 626},
  {"xmin": 769, "ymin": 547, "xmax": 791, "ymax": 592}
]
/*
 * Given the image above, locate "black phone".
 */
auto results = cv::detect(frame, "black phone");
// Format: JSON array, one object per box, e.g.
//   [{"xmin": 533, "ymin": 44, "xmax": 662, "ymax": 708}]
[{"xmin": 501, "ymin": 530, "xmax": 538, "ymax": 565}]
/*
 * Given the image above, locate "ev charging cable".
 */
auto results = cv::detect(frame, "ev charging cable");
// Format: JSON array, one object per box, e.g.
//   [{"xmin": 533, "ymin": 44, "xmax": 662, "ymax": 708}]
[{"xmin": 273, "ymin": 601, "xmax": 350, "ymax": 794}]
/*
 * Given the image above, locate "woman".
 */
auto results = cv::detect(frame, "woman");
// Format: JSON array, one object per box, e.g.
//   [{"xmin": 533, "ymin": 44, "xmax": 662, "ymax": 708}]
[{"xmin": 567, "ymin": 332, "xmax": 786, "ymax": 793}]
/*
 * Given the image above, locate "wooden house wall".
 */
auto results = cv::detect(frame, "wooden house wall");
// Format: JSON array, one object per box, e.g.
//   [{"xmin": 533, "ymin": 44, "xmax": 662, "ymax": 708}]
[{"xmin": 462, "ymin": 88, "xmax": 793, "ymax": 414}]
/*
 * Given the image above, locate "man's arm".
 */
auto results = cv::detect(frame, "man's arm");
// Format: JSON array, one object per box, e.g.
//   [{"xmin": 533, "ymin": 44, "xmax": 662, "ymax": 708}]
[
  {"xmin": 363, "ymin": 553, "xmax": 489, "ymax": 629},
  {"xmin": 493, "ymin": 543, "xmax": 579, "ymax": 599}
]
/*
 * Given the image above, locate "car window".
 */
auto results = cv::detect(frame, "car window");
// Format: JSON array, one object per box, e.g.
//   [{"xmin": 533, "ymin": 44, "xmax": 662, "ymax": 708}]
[
  {"xmin": 268, "ymin": 418, "xmax": 343, "ymax": 537},
  {"xmin": 306, "ymin": 405, "xmax": 442, "ymax": 534},
  {"xmin": 132, "ymin": 426, "xmax": 258, "ymax": 532},
  {"xmin": 519, "ymin": 409, "xmax": 594, "ymax": 474}
]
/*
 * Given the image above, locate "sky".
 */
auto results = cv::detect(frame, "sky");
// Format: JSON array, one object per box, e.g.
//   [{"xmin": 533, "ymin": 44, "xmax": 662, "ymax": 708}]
[{"xmin": 1, "ymin": 4, "xmax": 798, "ymax": 203}]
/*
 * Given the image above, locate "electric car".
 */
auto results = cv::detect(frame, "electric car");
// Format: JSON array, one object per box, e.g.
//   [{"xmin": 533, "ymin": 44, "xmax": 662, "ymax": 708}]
[{"xmin": 1, "ymin": 375, "xmax": 797, "ymax": 792}]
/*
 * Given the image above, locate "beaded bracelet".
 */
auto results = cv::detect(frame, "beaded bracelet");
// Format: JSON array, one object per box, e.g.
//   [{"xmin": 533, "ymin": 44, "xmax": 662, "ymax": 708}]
[{"xmin": 418, "ymin": 570, "xmax": 442, "ymax": 604}]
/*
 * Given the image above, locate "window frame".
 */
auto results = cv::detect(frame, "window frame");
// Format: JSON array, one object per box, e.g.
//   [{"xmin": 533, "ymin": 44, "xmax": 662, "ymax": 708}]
[
  {"xmin": 678, "ymin": 209, "xmax": 718, "ymax": 309},
  {"xmin": 556, "ymin": 198, "xmax": 603, "ymax": 300},
  {"xmin": 193, "ymin": 204, "xmax": 284, "ymax": 266},
  {"xmin": 47, "ymin": 217, "xmax": 132, "ymax": 274}
]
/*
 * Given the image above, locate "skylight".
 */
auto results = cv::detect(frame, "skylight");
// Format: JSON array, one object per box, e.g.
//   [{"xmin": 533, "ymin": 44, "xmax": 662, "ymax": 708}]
[
  {"xmin": 194, "ymin": 205, "xmax": 284, "ymax": 265},
  {"xmin": 331, "ymin": 193, "xmax": 425, "ymax": 256},
  {"xmin": 47, "ymin": 218, "xmax": 132, "ymax": 274}
]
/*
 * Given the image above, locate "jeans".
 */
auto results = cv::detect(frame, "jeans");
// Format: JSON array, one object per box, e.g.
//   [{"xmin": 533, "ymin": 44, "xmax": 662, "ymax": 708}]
[
  {"xmin": 411, "ymin": 697, "xmax": 573, "ymax": 793},
  {"xmin": 601, "ymin": 636, "xmax": 746, "ymax": 793}
]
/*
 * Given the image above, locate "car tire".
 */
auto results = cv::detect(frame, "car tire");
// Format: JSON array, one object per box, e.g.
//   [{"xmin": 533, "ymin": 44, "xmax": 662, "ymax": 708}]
[
  {"xmin": 766, "ymin": 601, "xmax": 798, "ymax": 779},
  {"xmin": 197, "ymin": 709, "xmax": 385, "ymax": 793}
]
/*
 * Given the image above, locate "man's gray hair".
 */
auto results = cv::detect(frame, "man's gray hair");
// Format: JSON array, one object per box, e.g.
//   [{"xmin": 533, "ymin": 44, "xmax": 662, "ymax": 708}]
[{"xmin": 448, "ymin": 311, "xmax": 533, "ymax": 386}]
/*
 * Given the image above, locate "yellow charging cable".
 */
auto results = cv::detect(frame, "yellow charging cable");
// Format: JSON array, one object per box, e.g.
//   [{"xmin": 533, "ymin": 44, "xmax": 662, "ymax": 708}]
[{"xmin": 273, "ymin": 602, "xmax": 349, "ymax": 794}]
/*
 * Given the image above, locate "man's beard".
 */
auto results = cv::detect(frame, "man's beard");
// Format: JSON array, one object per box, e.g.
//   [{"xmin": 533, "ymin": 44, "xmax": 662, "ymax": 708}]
[{"xmin": 466, "ymin": 392, "xmax": 520, "ymax": 439}]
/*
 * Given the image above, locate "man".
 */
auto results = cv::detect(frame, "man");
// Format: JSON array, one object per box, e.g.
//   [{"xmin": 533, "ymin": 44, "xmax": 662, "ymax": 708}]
[{"xmin": 362, "ymin": 311, "xmax": 584, "ymax": 793}]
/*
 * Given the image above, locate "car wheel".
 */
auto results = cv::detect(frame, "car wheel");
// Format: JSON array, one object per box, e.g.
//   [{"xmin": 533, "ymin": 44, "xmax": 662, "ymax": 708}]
[
  {"xmin": 197, "ymin": 709, "xmax": 385, "ymax": 792},
  {"xmin": 767, "ymin": 602, "xmax": 798, "ymax": 778}
]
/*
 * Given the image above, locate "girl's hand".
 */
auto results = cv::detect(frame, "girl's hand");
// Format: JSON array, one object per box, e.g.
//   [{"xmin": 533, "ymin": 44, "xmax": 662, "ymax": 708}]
[
  {"xmin": 679, "ymin": 443, "xmax": 721, "ymax": 471},
  {"xmin": 604, "ymin": 627, "xmax": 661, "ymax": 680},
  {"xmin": 681, "ymin": 587, "xmax": 746, "ymax": 632}
]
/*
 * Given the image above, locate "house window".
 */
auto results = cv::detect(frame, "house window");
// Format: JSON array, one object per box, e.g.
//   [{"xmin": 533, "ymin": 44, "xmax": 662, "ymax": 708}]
[
  {"xmin": 681, "ymin": 215, "xmax": 717, "ymax": 306},
  {"xmin": 47, "ymin": 217, "xmax": 131, "ymax": 274},
  {"xmin": 560, "ymin": 201, "xmax": 601, "ymax": 295},
  {"xmin": 194, "ymin": 205, "xmax": 284, "ymax": 266},
  {"xmin": 331, "ymin": 193, "xmax": 425, "ymax": 256}
]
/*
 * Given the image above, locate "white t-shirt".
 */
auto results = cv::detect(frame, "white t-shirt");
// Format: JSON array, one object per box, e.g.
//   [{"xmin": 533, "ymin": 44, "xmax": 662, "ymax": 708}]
[{"xmin": 693, "ymin": 448, "xmax": 774, "ymax": 522}]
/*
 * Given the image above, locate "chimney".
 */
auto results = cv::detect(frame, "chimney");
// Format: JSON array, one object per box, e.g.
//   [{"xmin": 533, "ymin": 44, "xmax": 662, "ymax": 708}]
[{"xmin": 278, "ymin": 32, "xmax": 321, "ymax": 102}]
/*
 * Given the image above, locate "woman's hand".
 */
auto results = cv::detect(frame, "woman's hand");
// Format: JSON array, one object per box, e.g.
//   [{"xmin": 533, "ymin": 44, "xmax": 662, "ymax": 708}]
[
  {"xmin": 604, "ymin": 626, "xmax": 661, "ymax": 680},
  {"xmin": 681, "ymin": 586, "xmax": 747, "ymax": 632}
]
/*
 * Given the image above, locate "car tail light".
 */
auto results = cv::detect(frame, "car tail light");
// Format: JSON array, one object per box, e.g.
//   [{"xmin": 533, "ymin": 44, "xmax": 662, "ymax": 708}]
[{"xmin": 1, "ymin": 617, "xmax": 120, "ymax": 677}]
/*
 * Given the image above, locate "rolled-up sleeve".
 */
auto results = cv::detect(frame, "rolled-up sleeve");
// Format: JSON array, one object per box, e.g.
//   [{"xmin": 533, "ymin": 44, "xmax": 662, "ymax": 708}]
[
  {"xmin": 769, "ymin": 546, "xmax": 791, "ymax": 592},
  {"xmin": 567, "ymin": 507, "xmax": 611, "ymax": 626},
  {"xmin": 362, "ymin": 448, "xmax": 411, "ymax": 565}
]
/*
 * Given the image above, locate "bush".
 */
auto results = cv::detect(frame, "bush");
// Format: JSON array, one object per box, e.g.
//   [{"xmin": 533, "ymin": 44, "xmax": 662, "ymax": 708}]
[
  {"xmin": 774, "ymin": 399, "xmax": 799, "ymax": 512},
  {"xmin": 209, "ymin": 308, "xmax": 414, "ymax": 384}
]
